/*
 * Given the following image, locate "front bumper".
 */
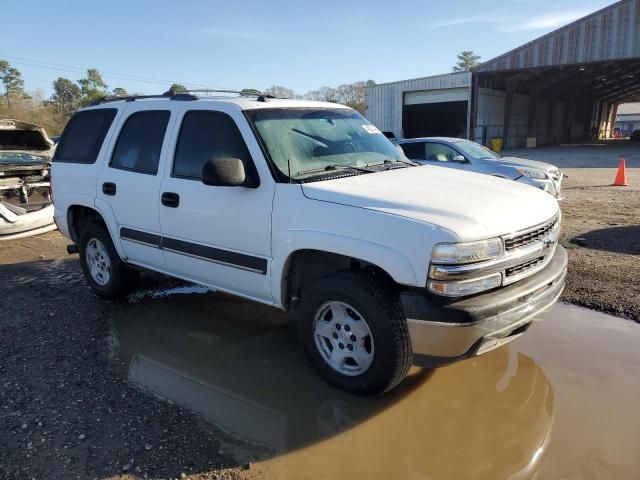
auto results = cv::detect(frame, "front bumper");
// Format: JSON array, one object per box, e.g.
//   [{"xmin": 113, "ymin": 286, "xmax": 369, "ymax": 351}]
[
  {"xmin": 0, "ymin": 204, "xmax": 56, "ymax": 241},
  {"xmin": 402, "ymin": 245, "xmax": 567, "ymax": 367},
  {"xmin": 519, "ymin": 177, "xmax": 562, "ymax": 198}
]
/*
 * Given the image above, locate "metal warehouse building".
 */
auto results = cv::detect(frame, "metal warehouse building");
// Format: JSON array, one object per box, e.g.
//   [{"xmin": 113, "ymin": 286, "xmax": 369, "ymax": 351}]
[{"xmin": 365, "ymin": 0, "xmax": 640, "ymax": 148}]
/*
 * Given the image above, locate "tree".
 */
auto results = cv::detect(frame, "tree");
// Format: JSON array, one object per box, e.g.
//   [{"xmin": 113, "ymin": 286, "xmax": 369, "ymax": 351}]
[
  {"xmin": 263, "ymin": 85, "xmax": 295, "ymax": 99},
  {"xmin": 452, "ymin": 51, "xmax": 481, "ymax": 72},
  {"xmin": 0, "ymin": 60, "xmax": 25, "ymax": 108},
  {"xmin": 78, "ymin": 68, "xmax": 108, "ymax": 106},
  {"xmin": 112, "ymin": 87, "xmax": 128, "ymax": 97},
  {"xmin": 52, "ymin": 77, "xmax": 82, "ymax": 114},
  {"xmin": 169, "ymin": 83, "xmax": 187, "ymax": 94},
  {"xmin": 240, "ymin": 88, "xmax": 261, "ymax": 96}
]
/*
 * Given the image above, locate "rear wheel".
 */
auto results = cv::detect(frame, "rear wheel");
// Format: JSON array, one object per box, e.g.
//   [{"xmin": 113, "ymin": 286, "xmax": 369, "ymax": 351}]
[
  {"xmin": 297, "ymin": 271, "xmax": 412, "ymax": 395},
  {"xmin": 78, "ymin": 223, "xmax": 138, "ymax": 299}
]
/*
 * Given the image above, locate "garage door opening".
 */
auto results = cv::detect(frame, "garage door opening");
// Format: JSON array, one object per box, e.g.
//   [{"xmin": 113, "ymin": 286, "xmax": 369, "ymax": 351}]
[{"xmin": 403, "ymin": 101, "xmax": 468, "ymax": 138}]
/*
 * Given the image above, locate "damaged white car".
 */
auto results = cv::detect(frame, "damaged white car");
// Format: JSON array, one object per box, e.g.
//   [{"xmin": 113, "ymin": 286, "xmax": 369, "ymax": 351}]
[{"xmin": 0, "ymin": 119, "xmax": 56, "ymax": 240}]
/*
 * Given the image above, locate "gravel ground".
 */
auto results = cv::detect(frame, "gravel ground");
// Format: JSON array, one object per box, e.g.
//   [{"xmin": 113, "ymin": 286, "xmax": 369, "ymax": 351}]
[
  {"xmin": 0, "ymin": 166, "xmax": 637, "ymax": 477},
  {"xmin": 0, "ymin": 237, "xmax": 243, "ymax": 480},
  {"xmin": 559, "ymin": 167, "xmax": 640, "ymax": 322}
]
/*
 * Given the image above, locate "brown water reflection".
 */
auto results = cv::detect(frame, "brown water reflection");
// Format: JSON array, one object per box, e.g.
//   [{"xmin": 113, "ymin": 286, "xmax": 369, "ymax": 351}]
[{"xmin": 115, "ymin": 292, "xmax": 554, "ymax": 479}]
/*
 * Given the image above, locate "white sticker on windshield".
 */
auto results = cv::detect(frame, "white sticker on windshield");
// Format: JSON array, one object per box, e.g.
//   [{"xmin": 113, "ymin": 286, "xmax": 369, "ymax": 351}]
[{"xmin": 362, "ymin": 124, "xmax": 382, "ymax": 134}]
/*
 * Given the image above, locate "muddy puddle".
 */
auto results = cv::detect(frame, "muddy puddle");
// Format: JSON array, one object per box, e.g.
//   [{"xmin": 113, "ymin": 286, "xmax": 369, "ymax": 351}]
[{"xmin": 113, "ymin": 290, "xmax": 640, "ymax": 479}]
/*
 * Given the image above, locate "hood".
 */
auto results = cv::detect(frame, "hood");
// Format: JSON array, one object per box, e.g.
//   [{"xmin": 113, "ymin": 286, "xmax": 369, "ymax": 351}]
[
  {"xmin": 0, "ymin": 119, "xmax": 53, "ymax": 159},
  {"xmin": 491, "ymin": 156, "xmax": 558, "ymax": 172},
  {"xmin": 301, "ymin": 166, "xmax": 559, "ymax": 240}
]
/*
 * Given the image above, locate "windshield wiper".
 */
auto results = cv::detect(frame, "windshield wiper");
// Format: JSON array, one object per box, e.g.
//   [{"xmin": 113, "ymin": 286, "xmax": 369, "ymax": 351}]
[
  {"xmin": 369, "ymin": 158, "xmax": 418, "ymax": 168},
  {"xmin": 296, "ymin": 164, "xmax": 375, "ymax": 178}
]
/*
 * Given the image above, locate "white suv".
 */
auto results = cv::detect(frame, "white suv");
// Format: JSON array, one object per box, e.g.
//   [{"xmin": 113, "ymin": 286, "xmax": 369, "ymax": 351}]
[{"xmin": 52, "ymin": 91, "xmax": 567, "ymax": 395}]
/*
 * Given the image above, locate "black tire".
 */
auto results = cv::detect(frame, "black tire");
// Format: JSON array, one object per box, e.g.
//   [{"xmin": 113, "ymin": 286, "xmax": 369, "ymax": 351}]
[
  {"xmin": 297, "ymin": 271, "xmax": 412, "ymax": 396},
  {"xmin": 78, "ymin": 222, "xmax": 139, "ymax": 300}
]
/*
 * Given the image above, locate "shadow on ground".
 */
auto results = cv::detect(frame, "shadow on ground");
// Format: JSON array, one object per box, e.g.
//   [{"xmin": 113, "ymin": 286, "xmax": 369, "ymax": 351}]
[{"xmin": 572, "ymin": 225, "xmax": 640, "ymax": 254}]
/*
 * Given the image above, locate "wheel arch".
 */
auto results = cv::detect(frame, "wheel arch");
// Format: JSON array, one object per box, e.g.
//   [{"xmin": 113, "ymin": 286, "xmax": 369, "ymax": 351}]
[
  {"xmin": 66, "ymin": 201, "xmax": 125, "ymax": 259},
  {"xmin": 273, "ymin": 233, "xmax": 418, "ymax": 310}
]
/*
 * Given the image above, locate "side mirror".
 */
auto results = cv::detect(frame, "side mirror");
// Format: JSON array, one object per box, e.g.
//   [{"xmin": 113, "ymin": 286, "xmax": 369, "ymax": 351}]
[
  {"xmin": 201, "ymin": 157, "xmax": 257, "ymax": 187},
  {"xmin": 452, "ymin": 155, "xmax": 466, "ymax": 162}
]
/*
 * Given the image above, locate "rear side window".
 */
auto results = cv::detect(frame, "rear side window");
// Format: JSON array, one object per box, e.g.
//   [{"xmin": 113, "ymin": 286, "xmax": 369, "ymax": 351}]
[
  {"xmin": 172, "ymin": 110, "xmax": 254, "ymax": 179},
  {"xmin": 53, "ymin": 109, "xmax": 117, "ymax": 164},
  {"xmin": 400, "ymin": 142, "xmax": 426, "ymax": 160},
  {"xmin": 110, "ymin": 111, "xmax": 170, "ymax": 175}
]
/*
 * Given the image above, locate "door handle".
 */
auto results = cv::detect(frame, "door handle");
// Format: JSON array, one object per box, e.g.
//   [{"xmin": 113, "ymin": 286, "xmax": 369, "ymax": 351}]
[
  {"xmin": 102, "ymin": 182, "xmax": 116, "ymax": 196},
  {"xmin": 161, "ymin": 192, "xmax": 180, "ymax": 208}
]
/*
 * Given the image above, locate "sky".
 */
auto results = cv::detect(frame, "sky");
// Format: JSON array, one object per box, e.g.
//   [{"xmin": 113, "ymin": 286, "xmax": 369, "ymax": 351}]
[{"xmin": 1, "ymin": 0, "xmax": 615, "ymax": 97}]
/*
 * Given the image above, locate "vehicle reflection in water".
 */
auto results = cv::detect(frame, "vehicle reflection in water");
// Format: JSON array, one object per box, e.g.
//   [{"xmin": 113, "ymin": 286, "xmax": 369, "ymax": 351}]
[{"xmin": 114, "ymin": 291, "xmax": 554, "ymax": 480}]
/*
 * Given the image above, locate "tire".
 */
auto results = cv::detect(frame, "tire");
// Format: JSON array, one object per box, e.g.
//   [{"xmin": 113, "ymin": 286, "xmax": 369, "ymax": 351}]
[
  {"xmin": 297, "ymin": 271, "xmax": 412, "ymax": 396},
  {"xmin": 78, "ymin": 222, "xmax": 139, "ymax": 300}
]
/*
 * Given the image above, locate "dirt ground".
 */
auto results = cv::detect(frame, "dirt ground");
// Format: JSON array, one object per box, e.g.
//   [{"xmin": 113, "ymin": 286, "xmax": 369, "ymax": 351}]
[
  {"xmin": 0, "ymin": 237, "xmax": 244, "ymax": 479},
  {"xmin": 558, "ymin": 167, "xmax": 640, "ymax": 321}
]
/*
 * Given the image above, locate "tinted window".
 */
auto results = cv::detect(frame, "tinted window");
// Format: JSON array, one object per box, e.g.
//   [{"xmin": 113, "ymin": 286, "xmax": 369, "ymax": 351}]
[
  {"xmin": 424, "ymin": 143, "xmax": 458, "ymax": 162},
  {"xmin": 53, "ymin": 109, "xmax": 117, "ymax": 164},
  {"xmin": 400, "ymin": 142, "xmax": 426, "ymax": 160},
  {"xmin": 110, "ymin": 111, "xmax": 170, "ymax": 174},
  {"xmin": 173, "ymin": 111, "xmax": 254, "ymax": 179}
]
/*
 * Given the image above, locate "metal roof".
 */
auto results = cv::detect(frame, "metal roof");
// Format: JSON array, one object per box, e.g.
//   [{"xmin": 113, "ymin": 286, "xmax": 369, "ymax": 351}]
[{"xmin": 476, "ymin": 0, "xmax": 640, "ymax": 72}]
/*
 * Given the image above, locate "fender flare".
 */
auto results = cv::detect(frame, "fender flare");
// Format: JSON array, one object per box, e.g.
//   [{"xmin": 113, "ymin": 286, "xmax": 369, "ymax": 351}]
[
  {"xmin": 66, "ymin": 197, "xmax": 127, "ymax": 260},
  {"xmin": 271, "ymin": 230, "xmax": 419, "ymax": 308}
]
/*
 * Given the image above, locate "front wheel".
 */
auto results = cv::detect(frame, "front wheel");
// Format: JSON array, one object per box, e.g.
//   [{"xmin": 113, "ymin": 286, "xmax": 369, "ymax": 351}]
[{"xmin": 297, "ymin": 271, "xmax": 412, "ymax": 395}]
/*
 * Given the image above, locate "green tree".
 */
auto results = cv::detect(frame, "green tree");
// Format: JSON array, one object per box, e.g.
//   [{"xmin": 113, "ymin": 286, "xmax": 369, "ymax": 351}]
[
  {"xmin": 240, "ymin": 88, "xmax": 261, "ymax": 96},
  {"xmin": 452, "ymin": 51, "xmax": 481, "ymax": 72},
  {"xmin": 264, "ymin": 85, "xmax": 295, "ymax": 99},
  {"xmin": 52, "ymin": 77, "xmax": 82, "ymax": 114},
  {"xmin": 0, "ymin": 60, "xmax": 25, "ymax": 108},
  {"xmin": 112, "ymin": 87, "xmax": 128, "ymax": 97},
  {"xmin": 78, "ymin": 68, "xmax": 108, "ymax": 106},
  {"xmin": 169, "ymin": 83, "xmax": 187, "ymax": 94}
]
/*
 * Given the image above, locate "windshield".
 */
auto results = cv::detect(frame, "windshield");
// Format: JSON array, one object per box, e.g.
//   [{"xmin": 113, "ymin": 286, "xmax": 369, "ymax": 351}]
[
  {"xmin": 246, "ymin": 108, "xmax": 405, "ymax": 181},
  {"xmin": 0, "ymin": 152, "xmax": 48, "ymax": 164},
  {"xmin": 454, "ymin": 140, "xmax": 500, "ymax": 160}
]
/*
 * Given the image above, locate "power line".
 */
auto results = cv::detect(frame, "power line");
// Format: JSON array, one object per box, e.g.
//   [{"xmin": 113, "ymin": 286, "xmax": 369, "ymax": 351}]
[{"xmin": 0, "ymin": 53, "xmax": 218, "ymax": 90}]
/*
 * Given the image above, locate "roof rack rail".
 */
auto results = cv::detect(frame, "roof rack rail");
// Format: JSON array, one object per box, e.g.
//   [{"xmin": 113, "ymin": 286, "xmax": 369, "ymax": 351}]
[
  {"xmin": 176, "ymin": 88, "xmax": 276, "ymax": 102},
  {"xmin": 89, "ymin": 88, "xmax": 279, "ymax": 106}
]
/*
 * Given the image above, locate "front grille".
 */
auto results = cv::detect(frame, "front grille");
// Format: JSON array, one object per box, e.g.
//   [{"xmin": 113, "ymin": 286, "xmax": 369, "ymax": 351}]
[
  {"xmin": 504, "ymin": 216, "xmax": 558, "ymax": 251},
  {"xmin": 505, "ymin": 256, "xmax": 545, "ymax": 277}
]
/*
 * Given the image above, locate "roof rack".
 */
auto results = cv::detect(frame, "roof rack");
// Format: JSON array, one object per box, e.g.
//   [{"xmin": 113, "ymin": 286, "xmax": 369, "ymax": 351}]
[
  {"xmin": 177, "ymin": 89, "xmax": 276, "ymax": 102},
  {"xmin": 90, "ymin": 88, "xmax": 278, "ymax": 106}
]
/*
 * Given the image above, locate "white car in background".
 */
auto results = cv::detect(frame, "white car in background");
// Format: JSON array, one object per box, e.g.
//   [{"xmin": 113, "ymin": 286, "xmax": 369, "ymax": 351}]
[
  {"xmin": 397, "ymin": 137, "xmax": 564, "ymax": 198},
  {"xmin": 0, "ymin": 119, "xmax": 56, "ymax": 240}
]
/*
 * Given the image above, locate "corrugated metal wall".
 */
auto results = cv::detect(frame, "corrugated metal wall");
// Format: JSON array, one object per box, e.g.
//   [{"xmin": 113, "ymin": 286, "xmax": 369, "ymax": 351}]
[
  {"xmin": 477, "ymin": 0, "xmax": 640, "ymax": 72},
  {"xmin": 365, "ymin": 72, "xmax": 471, "ymax": 138}
]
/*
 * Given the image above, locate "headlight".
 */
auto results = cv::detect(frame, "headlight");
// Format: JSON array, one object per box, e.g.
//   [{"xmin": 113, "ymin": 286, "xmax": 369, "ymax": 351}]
[
  {"xmin": 431, "ymin": 238, "xmax": 503, "ymax": 265},
  {"xmin": 428, "ymin": 273, "xmax": 502, "ymax": 297},
  {"xmin": 516, "ymin": 167, "xmax": 548, "ymax": 180}
]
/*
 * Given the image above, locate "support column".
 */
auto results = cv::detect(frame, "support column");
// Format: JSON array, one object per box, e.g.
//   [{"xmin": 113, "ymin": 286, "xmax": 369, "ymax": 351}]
[
  {"xmin": 545, "ymin": 101, "xmax": 556, "ymax": 145},
  {"xmin": 527, "ymin": 87, "xmax": 539, "ymax": 139},
  {"xmin": 502, "ymin": 80, "xmax": 515, "ymax": 147},
  {"xmin": 469, "ymin": 74, "xmax": 479, "ymax": 141}
]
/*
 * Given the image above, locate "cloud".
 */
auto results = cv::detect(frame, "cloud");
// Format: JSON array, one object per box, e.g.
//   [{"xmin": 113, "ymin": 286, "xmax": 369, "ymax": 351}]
[
  {"xmin": 431, "ymin": 8, "xmax": 594, "ymax": 32},
  {"xmin": 497, "ymin": 10, "xmax": 594, "ymax": 32}
]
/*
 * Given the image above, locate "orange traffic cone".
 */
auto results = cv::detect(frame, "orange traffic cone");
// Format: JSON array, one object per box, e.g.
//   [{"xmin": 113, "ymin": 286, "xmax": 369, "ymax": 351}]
[{"xmin": 612, "ymin": 156, "xmax": 628, "ymax": 186}]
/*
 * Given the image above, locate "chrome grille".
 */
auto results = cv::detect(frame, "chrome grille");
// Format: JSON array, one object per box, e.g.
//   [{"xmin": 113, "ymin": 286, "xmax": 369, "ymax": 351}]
[
  {"xmin": 506, "ymin": 256, "xmax": 545, "ymax": 277},
  {"xmin": 504, "ymin": 216, "xmax": 558, "ymax": 251}
]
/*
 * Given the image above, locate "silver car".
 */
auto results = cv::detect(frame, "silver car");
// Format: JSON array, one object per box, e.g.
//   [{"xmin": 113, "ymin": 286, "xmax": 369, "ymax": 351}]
[{"xmin": 397, "ymin": 137, "xmax": 563, "ymax": 198}]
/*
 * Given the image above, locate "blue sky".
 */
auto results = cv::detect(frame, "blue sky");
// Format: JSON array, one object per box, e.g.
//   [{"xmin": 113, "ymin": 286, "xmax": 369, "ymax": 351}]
[{"xmin": 2, "ymin": 0, "xmax": 614, "ymax": 97}]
